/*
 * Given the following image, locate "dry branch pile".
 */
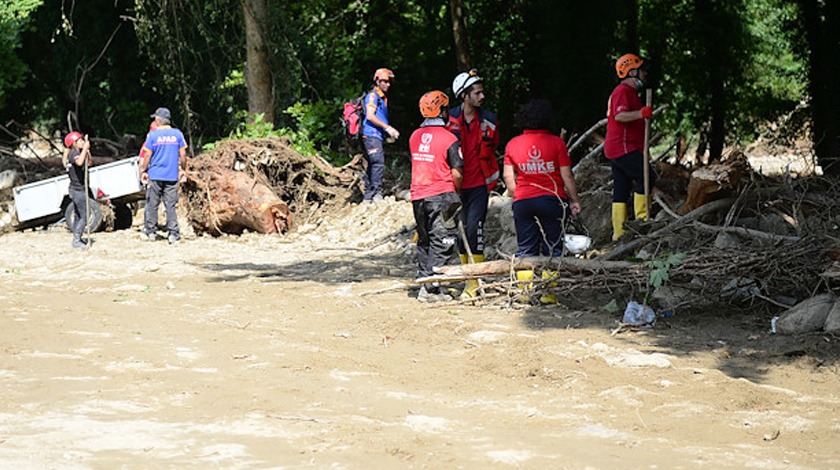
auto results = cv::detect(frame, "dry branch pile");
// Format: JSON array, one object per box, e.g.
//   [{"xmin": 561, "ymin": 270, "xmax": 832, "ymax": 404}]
[{"xmin": 425, "ymin": 151, "xmax": 839, "ymax": 314}]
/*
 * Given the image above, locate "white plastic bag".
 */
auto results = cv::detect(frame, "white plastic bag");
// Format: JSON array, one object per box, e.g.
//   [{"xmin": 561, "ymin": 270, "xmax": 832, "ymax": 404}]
[{"xmin": 622, "ymin": 301, "xmax": 656, "ymax": 326}]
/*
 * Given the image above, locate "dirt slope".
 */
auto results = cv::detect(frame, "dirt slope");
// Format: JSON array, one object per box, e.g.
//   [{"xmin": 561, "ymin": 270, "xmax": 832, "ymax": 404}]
[{"xmin": 0, "ymin": 197, "xmax": 838, "ymax": 469}]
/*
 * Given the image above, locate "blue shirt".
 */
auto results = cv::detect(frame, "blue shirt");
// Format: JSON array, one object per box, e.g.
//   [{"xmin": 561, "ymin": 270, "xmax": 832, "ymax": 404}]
[
  {"xmin": 143, "ymin": 127, "xmax": 186, "ymax": 181},
  {"xmin": 361, "ymin": 87, "xmax": 389, "ymax": 140}
]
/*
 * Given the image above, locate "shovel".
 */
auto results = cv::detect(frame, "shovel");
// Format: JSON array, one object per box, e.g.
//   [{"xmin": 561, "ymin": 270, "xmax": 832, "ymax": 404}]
[{"xmin": 643, "ymin": 89, "xmax": 653, "ymax": 220}]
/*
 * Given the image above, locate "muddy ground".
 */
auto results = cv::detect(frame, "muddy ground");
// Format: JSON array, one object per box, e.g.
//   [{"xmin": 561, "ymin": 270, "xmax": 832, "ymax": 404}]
[{"xmin": 1, "ymin": 197, "xmax": 839, "ymax": 469}]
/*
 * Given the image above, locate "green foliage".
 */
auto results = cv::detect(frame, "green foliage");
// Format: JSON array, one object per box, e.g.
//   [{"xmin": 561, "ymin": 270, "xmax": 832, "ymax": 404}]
[
  {"xmin": 0, "ymin": 0, "xmax": 825, "ymax": 162},
  {"xmin": 641, "ymin": 0, "xmax": 805, "ymax": 148},
  {"xmin": 278, "ymin": 99, "xmax": 348, "ymax": 165},
  {"xmin": 201, "ymin": 112, "xmax": 278, "ymax": 151},
  {"xmin": 233, "ymin": 113, "xmax": 281, "ymax": 140},
  {"xmin": 648, "ymin": 252, "xmax": 686, "ymax": 290},
  {"xmin": 0, "ymin": 0, "xmax": 42, "ymax": 108}
]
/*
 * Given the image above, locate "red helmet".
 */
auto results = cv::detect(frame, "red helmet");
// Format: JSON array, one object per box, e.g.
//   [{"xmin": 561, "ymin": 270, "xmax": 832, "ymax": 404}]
[
  {"xmin": 616, "ymin": 53, "xmax": 644, "ymax": 78},
  {"xmin": 419, "ymin": 90, "xmax": 449, "ymax": 118},
  {"xmin": 373, "ymin": 68, "xmax": 394, "ymax": 82},
  {"xmin": 64, "ymin": 131, "xmax": 83, "ymax": 148}
]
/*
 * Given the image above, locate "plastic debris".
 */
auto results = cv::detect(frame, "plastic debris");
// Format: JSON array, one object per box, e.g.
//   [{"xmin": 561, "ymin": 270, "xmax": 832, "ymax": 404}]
[{"xmin": 623, "ymin": 301, "xmax": 656, "ymax": 327}]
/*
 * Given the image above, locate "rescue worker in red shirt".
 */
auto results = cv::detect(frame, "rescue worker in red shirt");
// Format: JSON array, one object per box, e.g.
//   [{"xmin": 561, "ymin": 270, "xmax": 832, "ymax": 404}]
[
  {"xmin": 503, "ymin": 99, "xmax": 581, "ymax": 257},
  {"xmin": 410, "ymin": 90, "xmax": 464, "ymax": 302},
  {"xmin": 449, "ymin": 68, "xmax": 499, "ymax": 298},
  {"xmin": 604, "ymin": 53, "xmax": 655, "ymax": 240}
]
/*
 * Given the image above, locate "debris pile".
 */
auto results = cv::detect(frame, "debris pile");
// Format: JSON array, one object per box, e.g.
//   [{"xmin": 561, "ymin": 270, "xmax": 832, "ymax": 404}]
[
  {"xmin": 428, "ymin": 146, "xmax": 839, "ymax": 318},
  {"xmin": 182, "ymin": 138, "xmax": 358, "ymax": 235}
]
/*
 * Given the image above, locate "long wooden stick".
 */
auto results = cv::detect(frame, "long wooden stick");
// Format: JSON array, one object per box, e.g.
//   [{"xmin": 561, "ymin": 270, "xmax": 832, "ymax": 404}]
[{"xmin": 643, "ymin": 89, "xmax": 653, "ymax": 220}]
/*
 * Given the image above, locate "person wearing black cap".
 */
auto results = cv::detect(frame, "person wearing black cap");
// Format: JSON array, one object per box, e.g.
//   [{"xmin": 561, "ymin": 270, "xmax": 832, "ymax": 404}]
[{"xmin": 139, "ymin": 107, "xmax": 187, "ymax": 244}]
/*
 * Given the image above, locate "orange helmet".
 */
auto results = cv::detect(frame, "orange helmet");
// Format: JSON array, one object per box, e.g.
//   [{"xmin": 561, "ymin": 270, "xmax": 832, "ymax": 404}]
[
  {"xmin": 615, "ymin": 53, "xmax": 644, "ymax": 78},
  {"xmin": 373, "ymin": 68, "xmax": 394, "ymax": 82},
  {"xmin": 419, "ymin": 90, "xmax": 449, "ymax": 118},
  {"xmin": 64, "ymin": 131, "xmax": 83, "ymax": 148}
]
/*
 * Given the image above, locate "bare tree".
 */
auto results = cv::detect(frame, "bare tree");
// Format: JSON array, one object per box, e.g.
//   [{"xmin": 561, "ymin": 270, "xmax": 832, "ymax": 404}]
[
  {"xmin": 449, "ymin": 0, "xmax": 471, "ymax": 71},
  {"xmin": 243, "ymin": 0, "xmax": 275, "ymax": 124}
]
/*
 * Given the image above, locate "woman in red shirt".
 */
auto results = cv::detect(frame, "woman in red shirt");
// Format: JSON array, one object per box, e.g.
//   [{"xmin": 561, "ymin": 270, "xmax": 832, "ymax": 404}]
[{"xmin": 503, "ymin": 100, "xmax": 581, "ymax": 257}]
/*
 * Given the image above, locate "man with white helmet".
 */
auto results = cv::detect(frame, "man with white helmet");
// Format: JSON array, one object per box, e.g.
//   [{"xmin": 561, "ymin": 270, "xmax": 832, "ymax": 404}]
[
  {"xmin": 449, "ymin": 68, "xmax": 499, "ymax": 298},
  {"xmin": 361, "ymin": 67, "xmax": 399, "ymax": 203}
]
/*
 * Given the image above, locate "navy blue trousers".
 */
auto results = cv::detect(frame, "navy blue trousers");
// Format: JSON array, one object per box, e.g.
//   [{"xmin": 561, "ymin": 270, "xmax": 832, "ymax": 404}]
[
  {"xmin": 458, "ymin": 185, "xmax": 488, "ymax": 255},
  {"xmin": 363, "ymin": 136, "xmax": 385, "ymax": 200},
  {"xmin": 513, "ymin": 195, "xmax": 567, "ymax": 257}
]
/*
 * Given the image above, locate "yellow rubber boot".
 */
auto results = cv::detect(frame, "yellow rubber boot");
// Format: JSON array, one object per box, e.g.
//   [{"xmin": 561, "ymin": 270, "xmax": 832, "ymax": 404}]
[
  {"xmin": 539, "ymin": 271, "xmax": 558, "ymax": 304},
  {"xmin": 633, "ymin": 193, "xmax": 649, "ymax": 221},
  {"xmin": 460, "ymin": 253, "xmax": 484, "ymax": 299},
  {"xmin": 515, "ymin": 270, "xmax": 535, "ymax": 283},
  {"xmin": 612, "ymin": 202, "xmax": 628, "ymax": 241},
  {"xmin": 515, "ymin": 270, "xmax": 534, "ymax": 302}
]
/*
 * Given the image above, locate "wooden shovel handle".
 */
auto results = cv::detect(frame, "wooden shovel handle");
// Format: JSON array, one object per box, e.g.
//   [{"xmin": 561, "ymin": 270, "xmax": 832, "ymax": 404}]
[{"xmin": 643, "ymin": 89, "xmax": 653, "ymax": 220}]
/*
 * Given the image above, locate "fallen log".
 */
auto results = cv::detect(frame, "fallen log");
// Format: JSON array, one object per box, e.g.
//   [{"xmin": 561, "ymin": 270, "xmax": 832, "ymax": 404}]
[
  {"xmin": 602, "ymin": 197, "xmax": 734, "ymax": 261},
  {"xmin": 417, "ymin": 256, "xmax": 640, "ymax": 283},
  {"xmin": 692, "ymin": 221, "xmax": 800, "ymax": 243}
]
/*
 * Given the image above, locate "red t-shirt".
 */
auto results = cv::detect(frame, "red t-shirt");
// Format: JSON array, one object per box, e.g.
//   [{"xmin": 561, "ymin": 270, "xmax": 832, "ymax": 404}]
[
  {"xmin": 604, "ymin": 82, "xmax": 644, "ymax": 159},
  {"xmin": 503, "ymin": 130, "xmax": 571, "ymax": 201},
  {"xmin": 409, "ymin": 126, "xmax": 461, "ymax": 201}
]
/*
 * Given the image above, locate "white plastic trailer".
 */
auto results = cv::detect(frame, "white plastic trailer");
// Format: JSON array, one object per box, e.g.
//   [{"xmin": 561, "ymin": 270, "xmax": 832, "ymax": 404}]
[{"xmin": 12, "ymin": 156, "xmax": 144, "ymax": 230}]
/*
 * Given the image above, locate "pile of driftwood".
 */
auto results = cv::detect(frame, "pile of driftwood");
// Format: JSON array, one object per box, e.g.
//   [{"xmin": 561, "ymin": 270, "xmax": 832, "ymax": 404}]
[
  {"xmin": 182, "ymin": 138, "xmax": 358, "ymax": 235},
  {"xmin": 421, "ymin": 149, "xmax": 837, "ymax": 314}
]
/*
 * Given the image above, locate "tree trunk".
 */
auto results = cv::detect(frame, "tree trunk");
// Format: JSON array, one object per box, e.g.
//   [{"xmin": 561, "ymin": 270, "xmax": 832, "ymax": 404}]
[
  {"xmin": 449, "ymin": 0, "xmax": 471, "ymax": 71},
  {"xmin": 708, "ymin": 74, "xmax": 726, "ymax": 162},
  {"xmin": 623, "ymin": 0, "xmax": 638, "ymax": 53},
  {"xmin": 698, "ymin": 0, "xmax": 726, "ymax": 162},
  {"xmin": 799, "ymin": 0, "xmax": 840, "ymax": 170},
  {"xmin": 185, "ymin": 163, "xmax": 292, "ymax": 235},
  {"xmin": 243, "ymin": 0, "xmax": 275, "ymax": 124}
]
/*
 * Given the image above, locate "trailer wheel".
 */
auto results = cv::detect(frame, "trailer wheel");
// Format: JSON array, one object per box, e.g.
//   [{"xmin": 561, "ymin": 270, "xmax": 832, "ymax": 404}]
[
  {"xmin": 113, "ymin": 203, "xmax": 134, "ymax": 230},
  {"xmin": 64, "ymin": 200, "xmax": 104, "ymax": 233}
]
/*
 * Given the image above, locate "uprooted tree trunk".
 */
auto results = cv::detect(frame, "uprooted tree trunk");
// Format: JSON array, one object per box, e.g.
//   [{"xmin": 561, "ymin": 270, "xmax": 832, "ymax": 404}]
[
  {"xmin": 182, "ymin": 138, "xmax": 357, "ymax": 235},
  {"xmin": 183, "ymin": 166, "xmax": 291, "ymax": 235}
]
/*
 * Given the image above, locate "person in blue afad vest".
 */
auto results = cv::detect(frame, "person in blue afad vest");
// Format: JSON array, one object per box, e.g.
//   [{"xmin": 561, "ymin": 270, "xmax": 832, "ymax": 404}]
[
  {"xmin": 361, "ymin": 67, "xmax": 400, "ymax": 203},
  {"xmin": 62, "ymin": 131, "xmax": 92, "ymax": 249},
  {"xmin": 449, "ymin": 68, "xmax": 500, "ymax": 299},
  {"xmin": 409, "ymin": 90, "xmax": 464, "ymax": 302},
  {"xmin": 139, "ymin": 107, "xmax": 187, "ymax": 244}
]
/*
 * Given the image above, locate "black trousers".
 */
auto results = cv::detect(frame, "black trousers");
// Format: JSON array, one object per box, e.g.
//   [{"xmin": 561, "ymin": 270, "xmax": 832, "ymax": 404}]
[
  {"xmin": 413, "ymin": 192, "xmax": 461, "ymax": 280},
  {"xmin": 610, "ymin": 150, "xmax": 656, "ymax": 203}
]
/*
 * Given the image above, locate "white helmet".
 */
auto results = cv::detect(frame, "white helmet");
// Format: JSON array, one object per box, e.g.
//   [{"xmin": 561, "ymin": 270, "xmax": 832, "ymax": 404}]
[{"xmin": 452, "ymin": 68, "xmax": 482, "ymax": 99}]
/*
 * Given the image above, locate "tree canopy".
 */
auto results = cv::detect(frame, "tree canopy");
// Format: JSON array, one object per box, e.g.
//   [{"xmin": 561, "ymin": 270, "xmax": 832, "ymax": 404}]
[{"xmin": 1, "ymin": 0, "xmax": 838, "ymax": 169}]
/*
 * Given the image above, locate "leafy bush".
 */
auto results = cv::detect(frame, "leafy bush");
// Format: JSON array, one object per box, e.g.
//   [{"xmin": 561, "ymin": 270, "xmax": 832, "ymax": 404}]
[{"xmin": 278, "ymin": 98, "xmax": 349, "ymax": 165}]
